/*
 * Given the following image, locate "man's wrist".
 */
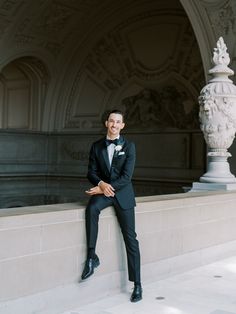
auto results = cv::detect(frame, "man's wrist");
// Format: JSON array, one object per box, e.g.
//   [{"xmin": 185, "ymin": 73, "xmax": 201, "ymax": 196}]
[{"xmin": 98, "ymin": 180, "xmax": 104, "ymax": 186}]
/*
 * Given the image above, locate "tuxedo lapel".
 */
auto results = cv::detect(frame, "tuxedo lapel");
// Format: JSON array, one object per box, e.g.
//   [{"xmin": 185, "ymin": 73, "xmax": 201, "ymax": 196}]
[
  {"xmin": 100, "ymin": 136, "xmax": 126, "ymax": 172},
  {"xmin": 101, "ymin": 143, "xmax": 111, "ymax": 172}
]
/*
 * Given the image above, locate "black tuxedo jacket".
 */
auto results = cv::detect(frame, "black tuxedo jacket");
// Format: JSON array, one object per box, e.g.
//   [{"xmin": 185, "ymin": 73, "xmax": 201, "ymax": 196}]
[{"xmin": 87, "ymin": 135, "xmax": 136, "ymax": 209}]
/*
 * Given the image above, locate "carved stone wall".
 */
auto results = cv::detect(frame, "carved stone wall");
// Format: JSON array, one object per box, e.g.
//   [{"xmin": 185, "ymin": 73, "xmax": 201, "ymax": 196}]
[
  {"xmin": 0, "ymin": 0, "xmax": 212, "ymax": 133},
  {"xmin": 62, "ymin": 7, "xmax": 204, "ymax": 132},
  {"xmin": 202, "ymin": 0, "xmax": 236, "ymax": 72},
  {"xmin": 0, "ymin": 57, "xmax": 49, "ymax": 130},
  {"xmin": 1, "ymin": 0, "xmax": 236, "ymax": 206},
  {"xmin": 0, "ymin": 129, "xmax": 204, "ymax": 208}
]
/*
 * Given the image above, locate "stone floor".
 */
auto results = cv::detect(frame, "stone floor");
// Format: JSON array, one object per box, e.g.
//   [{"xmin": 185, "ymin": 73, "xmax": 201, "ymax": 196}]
[{"xmin": 62, "ymin": 256, "xmax": 236, "ymax": 314}]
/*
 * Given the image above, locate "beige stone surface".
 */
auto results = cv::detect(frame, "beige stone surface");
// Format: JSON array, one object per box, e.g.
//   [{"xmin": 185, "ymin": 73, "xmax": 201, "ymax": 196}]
[{"xmin": 1, "ymin": 192, "xmax": 236, "ymax": 305}]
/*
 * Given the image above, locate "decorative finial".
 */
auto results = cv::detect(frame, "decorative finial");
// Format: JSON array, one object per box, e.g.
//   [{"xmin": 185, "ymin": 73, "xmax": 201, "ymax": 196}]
[
  {"xmin": 209, "ymin": 37, "xmax": 234, "ymax": 79},
  {"xmin": 212, "ymin": 37, "xmax": 230, "ymax": 66}
]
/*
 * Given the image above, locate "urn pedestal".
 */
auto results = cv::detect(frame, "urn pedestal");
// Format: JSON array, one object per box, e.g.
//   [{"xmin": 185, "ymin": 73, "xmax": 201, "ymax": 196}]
[{"xmin": 192, "ymin": 37, "xmax": 236, "ymax": 192}]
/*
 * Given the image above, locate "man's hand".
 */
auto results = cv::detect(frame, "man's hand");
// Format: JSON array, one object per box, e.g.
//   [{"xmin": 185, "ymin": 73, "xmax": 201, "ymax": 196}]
[
  {"xmin": 85, "ymin": 186, "xmax": 103, "ymax": 196},
  {"xmin": 98, "ymin": 181, "xmax": 115, "ymax": 197}
]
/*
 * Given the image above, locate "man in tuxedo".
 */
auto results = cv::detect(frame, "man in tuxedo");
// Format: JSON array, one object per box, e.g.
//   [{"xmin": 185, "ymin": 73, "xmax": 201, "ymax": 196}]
[{"xmin": 81, "ymin": 109, "xmax": 142, "ymax": 302}]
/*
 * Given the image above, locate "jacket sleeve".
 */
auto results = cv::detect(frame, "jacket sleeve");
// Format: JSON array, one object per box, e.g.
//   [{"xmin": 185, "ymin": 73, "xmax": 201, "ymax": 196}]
[
  {"xmin": 87, "ymin": 143, "xmax": 102, "ymax": 186},
  {"xmin": 110, "ymin": 142, "xmax": 136, "ymax": 190}
]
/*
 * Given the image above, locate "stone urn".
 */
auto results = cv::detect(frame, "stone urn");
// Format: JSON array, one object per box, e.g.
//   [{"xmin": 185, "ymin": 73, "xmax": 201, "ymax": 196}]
[{"xmin": 199, "ymin": 37, "xmax": 236, "ymax": 183}]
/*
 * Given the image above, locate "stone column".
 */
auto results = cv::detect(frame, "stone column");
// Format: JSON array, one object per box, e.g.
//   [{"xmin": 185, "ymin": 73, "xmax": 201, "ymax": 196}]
[{"xmin": 192, "ymin": 37, "xmax": 236, "ymax": 191}]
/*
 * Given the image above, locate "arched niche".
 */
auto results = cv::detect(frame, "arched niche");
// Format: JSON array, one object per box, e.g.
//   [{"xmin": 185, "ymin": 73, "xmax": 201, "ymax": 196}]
[
  {"xmin": 0, "ymin": 56, "xmax": 49, "ymax": 131},
  {"xmin": 61, "ymin": 5, "xmax": 205, "ymax": 134},
  {"xmin": 55, "ymin": 0, "xmax": 206, "ymax": 194}
]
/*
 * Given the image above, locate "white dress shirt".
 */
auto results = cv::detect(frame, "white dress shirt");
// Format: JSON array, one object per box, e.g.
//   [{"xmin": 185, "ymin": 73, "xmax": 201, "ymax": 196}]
[{"xmin": 107, "ymin": 136, "xmax": 119, "ymax": 165}]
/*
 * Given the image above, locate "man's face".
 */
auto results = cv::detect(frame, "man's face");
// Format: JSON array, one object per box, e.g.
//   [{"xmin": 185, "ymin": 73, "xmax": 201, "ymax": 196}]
[{"xmin": 105, "ymin": 113, "xmax": 125, "ymax": 138}]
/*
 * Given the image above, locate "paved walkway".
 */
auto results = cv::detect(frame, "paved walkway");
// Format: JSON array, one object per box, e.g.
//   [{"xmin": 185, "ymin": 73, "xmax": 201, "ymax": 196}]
[{"xmin": 63, "ymin": 256, "xmax": 236, "ymax": 314}]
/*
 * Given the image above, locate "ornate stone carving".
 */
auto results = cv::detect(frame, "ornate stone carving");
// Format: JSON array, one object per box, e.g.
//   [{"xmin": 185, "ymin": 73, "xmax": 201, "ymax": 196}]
[
  {"xmin": 205, "ymin": 0, "xmax": 236, "ymax": 60},
  {"xmin": 0, "ymin": 0, "xmax": 22, "ymax": 39},
  {"xmin": 14, "ymin": 34, "xmax": 34, "ymax": 46},
  {"xmin": 85, "ymin": 36, "xmax": 128, "ymax": 91},
  {"xmin": 208, "ymin": 1, "xmax": 235, "ymax": 37},
  {"xmin": 13, "ymin": 2, "xmax": 76, "ymax": 56},
  {"xmin": 199, "ymin": 37, "xmax": 236, "ymax": 183},
  {"xmin": 94, "ymin": 39, "xmax": 126, "ymax": 86},
  {"xmin": 122, "ymin": 87, "xmax": 199, "ymax": 130},
  {"xmin": 65, "ymin": 7, "xmax": 204, "ymax": 130},
  {"xmin": 37, "ymin": 3, "xmax": 74, "ymax": 34}
]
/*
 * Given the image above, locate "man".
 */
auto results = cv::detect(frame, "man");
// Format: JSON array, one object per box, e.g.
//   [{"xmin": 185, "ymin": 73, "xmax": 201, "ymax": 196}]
[{"xmin": 81, "ymin": 109, "xmax": 142, "ymax": 302}]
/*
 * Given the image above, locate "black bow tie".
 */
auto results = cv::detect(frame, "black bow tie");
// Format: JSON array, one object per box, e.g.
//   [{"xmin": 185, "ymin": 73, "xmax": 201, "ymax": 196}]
[{"xmin": 105, "ymin": 139, "xmax": 118, "ymax": 146}]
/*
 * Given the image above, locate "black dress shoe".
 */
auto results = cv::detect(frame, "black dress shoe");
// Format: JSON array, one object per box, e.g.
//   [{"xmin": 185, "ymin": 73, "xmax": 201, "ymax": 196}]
[
  {"xmin": 130, "ymin": 284, "xmax": 142, "ymax": 302},
  {"xmin": 81, "ymin": 255, "xmax": 100, "ymax": 280}
]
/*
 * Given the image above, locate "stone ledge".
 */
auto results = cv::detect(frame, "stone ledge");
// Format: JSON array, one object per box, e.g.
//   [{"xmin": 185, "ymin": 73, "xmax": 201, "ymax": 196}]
[
  {"xmin": 1, "ymin": 191, "xmax": 236, "ymax": 312},
  {"xmin": 0, "ymin": 190, "xmax": 234, "ymax": 217}
]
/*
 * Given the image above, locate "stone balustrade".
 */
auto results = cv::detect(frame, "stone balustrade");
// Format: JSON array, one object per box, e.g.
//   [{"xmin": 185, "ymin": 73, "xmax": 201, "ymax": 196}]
[{"xmin": 1, "ymin": 192, "xmax": 236, "ymax": 313}]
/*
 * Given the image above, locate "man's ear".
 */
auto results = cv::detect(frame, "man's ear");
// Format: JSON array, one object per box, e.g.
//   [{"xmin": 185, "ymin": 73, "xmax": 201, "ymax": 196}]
[
  {"xmin": 105, "ymin": 120, "xmax": 108, "ymax": 127},
  {"xmin": 121, "ymin": 122, "xmax": 125, "ymax": 129}
]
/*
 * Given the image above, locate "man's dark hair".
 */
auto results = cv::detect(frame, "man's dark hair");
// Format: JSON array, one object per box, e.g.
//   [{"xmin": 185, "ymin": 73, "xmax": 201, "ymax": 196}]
[{"xmin": 104, "ymin": 109, "xmax": 125, "ymax": 123}]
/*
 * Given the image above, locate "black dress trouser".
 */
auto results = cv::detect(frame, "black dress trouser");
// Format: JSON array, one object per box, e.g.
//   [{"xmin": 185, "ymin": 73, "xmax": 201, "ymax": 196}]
[{"xmin": 85, "ymin": 194, "xmax": 141, "ymax": 282}]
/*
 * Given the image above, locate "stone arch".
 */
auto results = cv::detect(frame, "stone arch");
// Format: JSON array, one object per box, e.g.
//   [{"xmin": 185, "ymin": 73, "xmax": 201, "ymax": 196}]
[
  {"xmin": 179, "ymin": 0, "xmax": 216, "ymax": 79},
  {"xmin": 0, "ymin": 56, "xmax": 50, "ymax": 130}
]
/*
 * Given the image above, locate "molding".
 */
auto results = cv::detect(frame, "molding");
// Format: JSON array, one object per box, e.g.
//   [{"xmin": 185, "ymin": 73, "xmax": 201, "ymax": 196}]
[{"xmin": 180, "ymin": 0, "xmax": 215, "ymax": 80}]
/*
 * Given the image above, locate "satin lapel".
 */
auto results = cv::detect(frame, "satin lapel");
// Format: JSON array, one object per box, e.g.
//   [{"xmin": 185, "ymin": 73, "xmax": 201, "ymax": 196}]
[{"xmin": 101, "ymin": 145, "xmax": 110, "ymax": 172}]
